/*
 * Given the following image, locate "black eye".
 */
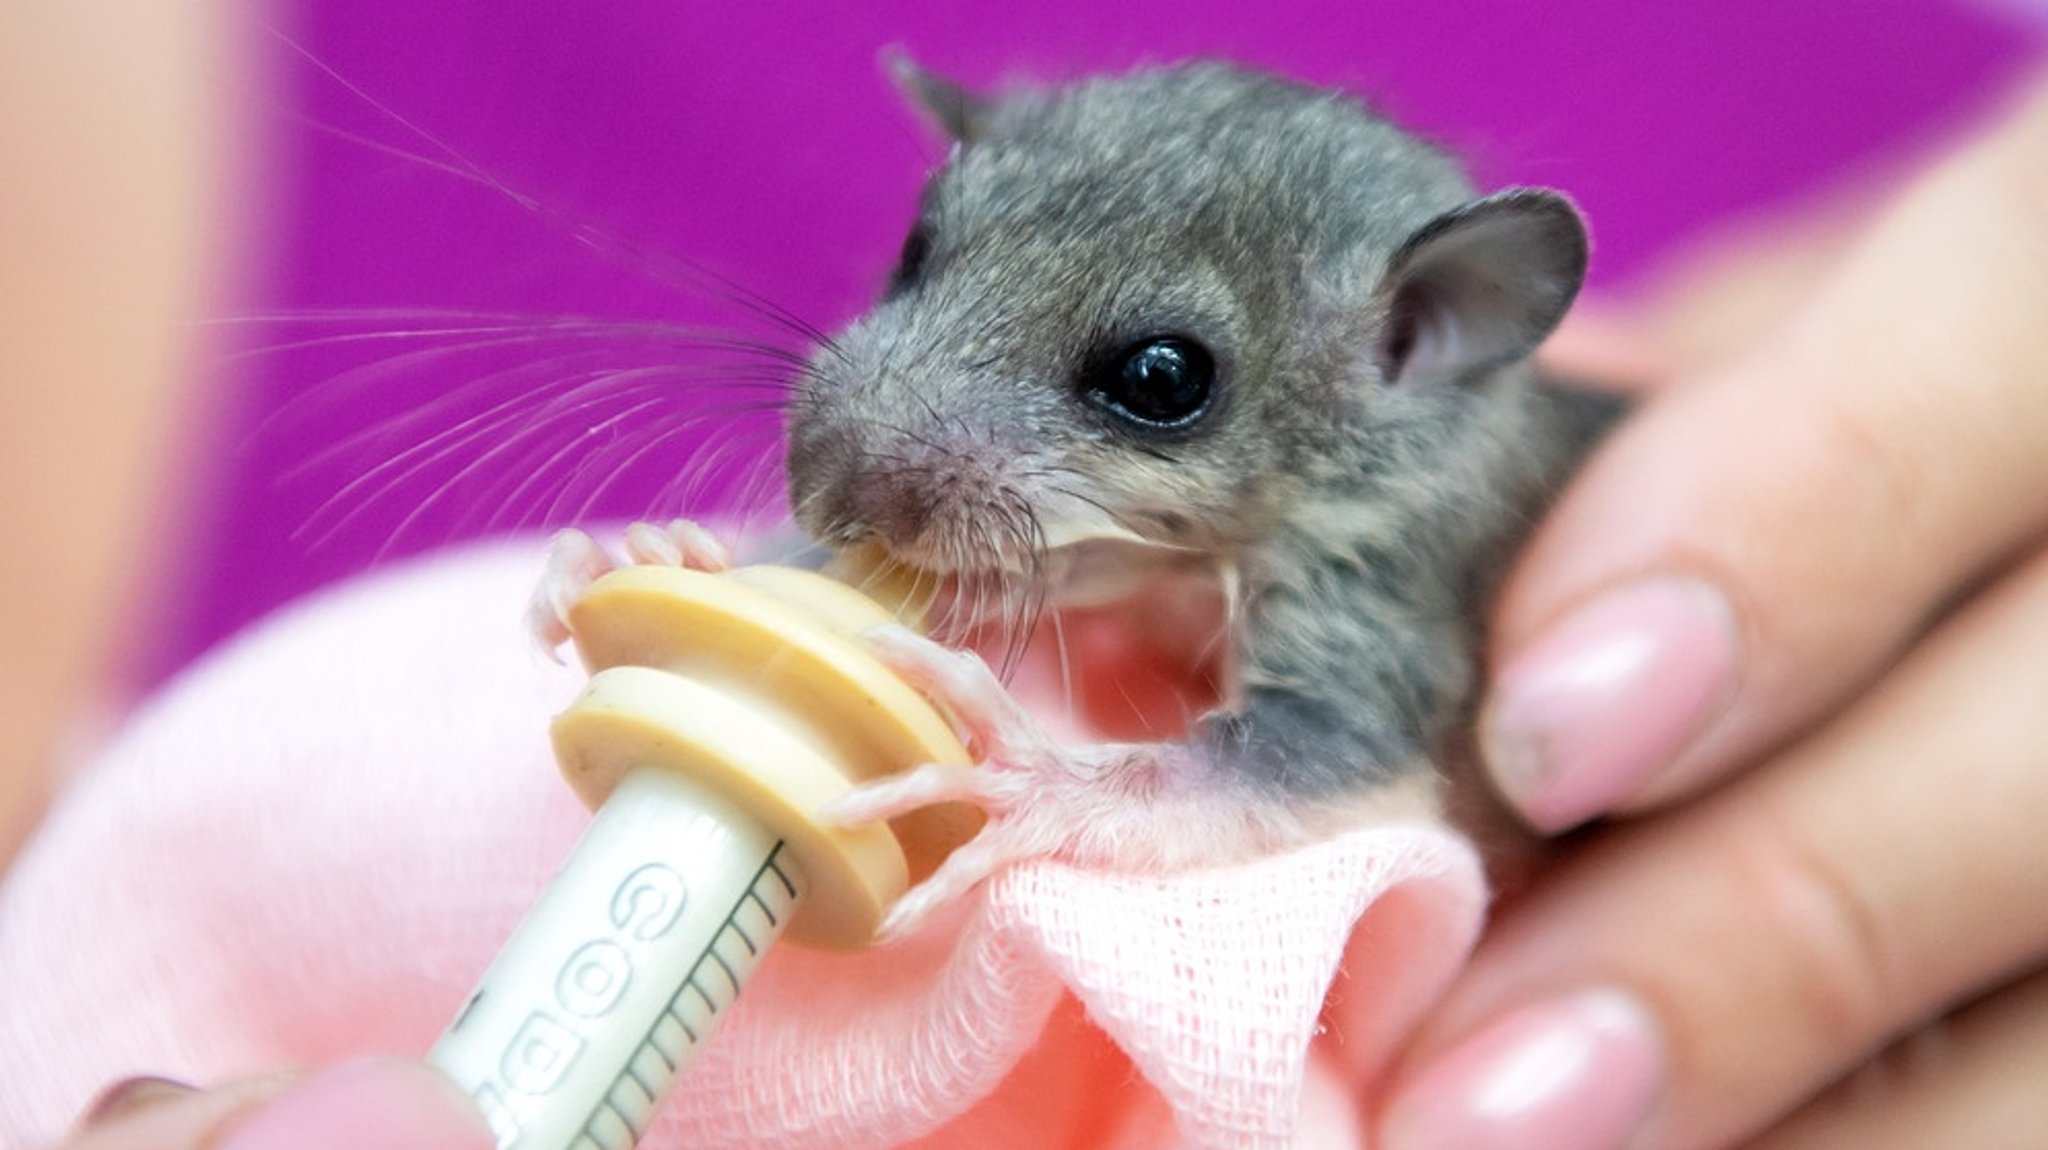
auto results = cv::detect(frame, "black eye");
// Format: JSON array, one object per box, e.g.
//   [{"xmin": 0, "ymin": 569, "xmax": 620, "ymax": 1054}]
[
  {"xmin": 887, "ymin": 223, "xmax": 933, "ymax": 295},
  {"xmin": 1082, "ymin": 336, "xmax": 1217, "ymax": 431}
]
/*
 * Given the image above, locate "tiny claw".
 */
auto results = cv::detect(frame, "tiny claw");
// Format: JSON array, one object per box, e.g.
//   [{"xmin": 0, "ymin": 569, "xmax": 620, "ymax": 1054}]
[
  {"xmin": 876, "ymin": 892, "xmax": 934, "ymax": 941},
  {"xmin": 523, "ymin": 598, "xmax": 572, "ymax": 664},
  {"xmin": 875, "ymin": 834, "xmax": 1008, "ymax": 939}
]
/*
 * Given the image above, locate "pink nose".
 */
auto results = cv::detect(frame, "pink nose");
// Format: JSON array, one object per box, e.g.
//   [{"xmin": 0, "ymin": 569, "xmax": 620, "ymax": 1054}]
[{"xmin": 842, "ymin": 467, "xmax": 944, "ymax": 549}]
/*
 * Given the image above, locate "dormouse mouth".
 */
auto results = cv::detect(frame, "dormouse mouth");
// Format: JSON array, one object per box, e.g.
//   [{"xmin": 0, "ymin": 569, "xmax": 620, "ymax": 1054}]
[
  {"xmin": 1012, "ymin": 536, "xmax": 1202, "ymax": 608},
  {"xmin": 866, "ymin": 532, "xmax": 1210, "ymax": 618}
]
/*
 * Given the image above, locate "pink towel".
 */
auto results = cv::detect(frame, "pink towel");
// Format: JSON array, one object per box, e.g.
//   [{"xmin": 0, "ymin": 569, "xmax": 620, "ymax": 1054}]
[{"xmin": 0, "ymin": 539, "xmax": 1484, "ymax": 1148}]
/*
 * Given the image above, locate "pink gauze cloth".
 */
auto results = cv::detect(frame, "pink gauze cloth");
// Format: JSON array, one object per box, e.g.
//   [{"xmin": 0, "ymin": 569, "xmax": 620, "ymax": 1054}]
[{"xmin": 0, "ymin": 538, "xmax": 1485, "ymax": 1148}]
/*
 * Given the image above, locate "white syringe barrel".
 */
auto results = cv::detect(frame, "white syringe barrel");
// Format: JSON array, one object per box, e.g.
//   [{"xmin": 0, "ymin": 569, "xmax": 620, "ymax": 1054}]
[
  {"xmin": 429, "ymin": 769, "xmax": 801, "ymax": 1150},
  {"xmin": 430, "ymin": 561, "xmax": 982, "ymax": 1150}
]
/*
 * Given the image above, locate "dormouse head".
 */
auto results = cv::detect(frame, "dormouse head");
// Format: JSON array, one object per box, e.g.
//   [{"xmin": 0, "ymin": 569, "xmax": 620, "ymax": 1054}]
[{"xmin": 786, "ymin": 58, "xmax": 1587, "ymax": 580}]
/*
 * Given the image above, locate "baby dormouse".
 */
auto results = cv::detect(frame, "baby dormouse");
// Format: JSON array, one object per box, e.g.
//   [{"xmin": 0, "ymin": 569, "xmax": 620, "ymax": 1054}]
[{"xmin": 548, "ymin": 59, "xmax": 1618, "ymax": 934}]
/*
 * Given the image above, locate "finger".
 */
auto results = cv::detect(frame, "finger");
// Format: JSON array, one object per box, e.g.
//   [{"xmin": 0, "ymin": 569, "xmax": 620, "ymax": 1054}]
[
  {"xmin": 1536, "ymin": 306, "xmax": 1678, "ymax": 392},
  {"xmin": 1540, "ymin": 167, "xmax": 1887, "ymax": 395},
  {"xmin": 1748, "ymin": 966, "xmax": 2048, "ymax": 1150},
  {"xmin": 0, "ymin": 0, "xmax": 223, "ymax": 865},
  {"xmin": 1605, "ymin": 177, "xmax": 1884, "ymax": 381},
  {"xmin": 1482, "ymin": 80, "xmax": 2048, "ymax": 830},
  {"xmin": 203, "ymin": 1059, "xmax": 491, "ymax": 1150},
  {"xmin": 1378, "ymin": 544, "xmax": 2048, "ymax": 1150}
]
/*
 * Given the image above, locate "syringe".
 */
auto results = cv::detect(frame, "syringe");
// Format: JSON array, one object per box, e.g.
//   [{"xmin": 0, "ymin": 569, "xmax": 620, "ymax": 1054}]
[{"xmin": 427, "ymin": 563, "xmax": 981, "ymax": 1150}]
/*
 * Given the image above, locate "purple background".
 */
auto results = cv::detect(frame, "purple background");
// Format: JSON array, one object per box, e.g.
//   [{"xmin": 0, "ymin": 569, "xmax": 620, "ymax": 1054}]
[{"xmin": 169, "ymin": 0, "xmax": 2042, "ymax": 682}]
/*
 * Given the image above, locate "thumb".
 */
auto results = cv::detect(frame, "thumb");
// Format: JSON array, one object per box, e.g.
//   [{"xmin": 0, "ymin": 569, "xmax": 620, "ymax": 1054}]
[
  {"xmin": 1480, "ymin": 77, "xmax": 2048, "ymax": 831},
  {"xmin": 63, "ymin": 1060, "xmax": 492, "ymax": 1150}
]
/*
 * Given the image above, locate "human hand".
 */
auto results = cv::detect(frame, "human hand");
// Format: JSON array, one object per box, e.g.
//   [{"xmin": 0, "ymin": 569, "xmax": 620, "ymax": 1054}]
[
  {"xmin": 1373, "ymin": 76, "xmax": 2048, "ymax": 1149},
  {"xmin": 56, "ymin": 1060, "xmax": 491, "ymax": 1150},
  {"xmin": 0, "ymin": 0, "xmax": 227, "ymax": 865}
]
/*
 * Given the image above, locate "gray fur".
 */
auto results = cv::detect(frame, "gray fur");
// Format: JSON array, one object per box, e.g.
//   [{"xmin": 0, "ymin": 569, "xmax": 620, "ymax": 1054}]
[{"xmin": 786, "ymin": 61, "xmax": 1618, "ymax": 802}]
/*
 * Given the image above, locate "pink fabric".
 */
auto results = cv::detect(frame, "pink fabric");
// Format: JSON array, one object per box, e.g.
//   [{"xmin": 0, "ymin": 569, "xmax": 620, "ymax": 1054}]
[{"xmin": 0, "ymin": 540, "xmax": 1485, "ymax": 1148}]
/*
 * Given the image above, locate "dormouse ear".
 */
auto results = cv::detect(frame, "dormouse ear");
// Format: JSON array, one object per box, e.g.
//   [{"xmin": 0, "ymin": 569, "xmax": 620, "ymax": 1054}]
[
  {"xmin": 1375, "ymin": 189, "xmax": 1588, "ymax": 386},
  {"xmin": 883, "ymin": 49, "xmax": 991, "ymax": 143}
]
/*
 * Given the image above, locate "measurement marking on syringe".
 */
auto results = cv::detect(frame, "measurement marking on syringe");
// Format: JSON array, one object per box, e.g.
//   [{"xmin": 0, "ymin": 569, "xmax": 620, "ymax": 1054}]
[
  {"xmin": 708, "ymin": 950, "xmax": 738, "ymax": 993},
  {"xmin": 682, "ymin": 980, "xmax": 712, "ymax": 1020},
  {"xmin": 570, "ymin": 841, "xmax": 804, "ymax": 1150},
  {"xmin": 764, "ymin": 852, "xmax": 799, "ymax": 899}
]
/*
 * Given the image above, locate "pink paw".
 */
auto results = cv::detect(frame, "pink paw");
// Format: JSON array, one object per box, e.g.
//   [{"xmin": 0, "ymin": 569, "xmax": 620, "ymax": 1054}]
[
  {"xmin": 525, "ymin": 519, "xmax": 733, "ymax": 656},
  {"xmin": 826, "ymin": 625, "xmax": 1166, "ymax": 938}
]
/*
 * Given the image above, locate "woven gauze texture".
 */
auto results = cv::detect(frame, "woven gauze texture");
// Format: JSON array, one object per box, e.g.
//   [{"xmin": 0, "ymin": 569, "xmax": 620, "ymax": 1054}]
[{"xmin": 0, "ymin": 541, "xmax": 1484, "ymax": 1149}]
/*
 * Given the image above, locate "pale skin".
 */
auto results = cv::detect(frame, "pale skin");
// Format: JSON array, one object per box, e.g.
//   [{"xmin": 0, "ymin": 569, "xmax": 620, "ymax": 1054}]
[
  {"xmin": 15, "ymin": 9, "xmax": 2047, "ymax": 1142},
  {"xmin": 0, "ymin": 1, "xmax": 490, "ymax": 1146},
  {"xmin": 530, "ymin": 70, "xmax": 2048, "ymax": 1149},
  {"xmin": 1373, "ymin": 74, "xmax": 2048, "ymax": 1150},
  {"xmin": 0, "ymin": 0, "xmax": 225, "ymax": 869}
]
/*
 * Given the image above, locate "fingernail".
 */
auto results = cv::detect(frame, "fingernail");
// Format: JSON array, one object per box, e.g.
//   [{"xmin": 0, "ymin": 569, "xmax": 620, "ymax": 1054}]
[
  {"xmin": 1379, "ymin": 989, "xmax": 1664, "ymax": 1150},
  {"xmin": 217, "ymin": 1058, "xmax": 493, "ymax": 1150},
  {"xmin": 1484, "ymin": 577, "xmax": 1737, "ymax": 831},
  {"xmin": 82, "ymin": 1075, "xmax": 197, "ymax": 1125}
]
